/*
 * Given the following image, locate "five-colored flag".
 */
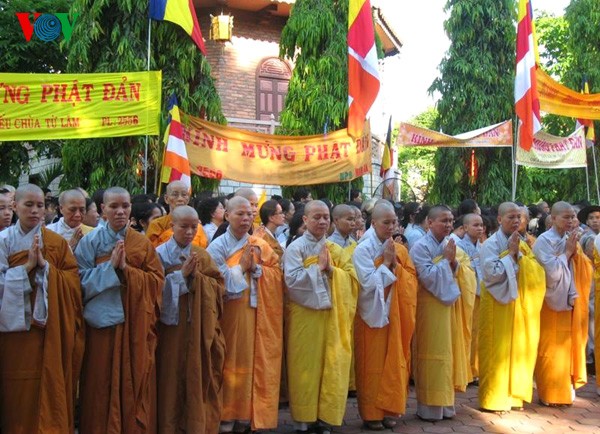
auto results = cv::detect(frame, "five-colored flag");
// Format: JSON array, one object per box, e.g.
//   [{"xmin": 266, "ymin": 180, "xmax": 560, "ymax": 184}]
[
  {"xmin": 515, "ymin": 0, "xmax": 541, "ymax": 151},
  {"xmin": 160, "ymin": 95, "xmax": 191, "ymax": 190},
  {"xmin": 149, "ymin": 0, "xmax": 206, "ymax": 55},
  {"xmin": 348, "ymin": 0, "xmax": 380, "ymax": 139}
]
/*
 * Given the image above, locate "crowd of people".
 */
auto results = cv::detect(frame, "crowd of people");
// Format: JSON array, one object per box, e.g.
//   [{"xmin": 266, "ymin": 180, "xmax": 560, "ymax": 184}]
[{"xmin": 0, "ymin": 180, "xmax": 598, "ymax": 434}]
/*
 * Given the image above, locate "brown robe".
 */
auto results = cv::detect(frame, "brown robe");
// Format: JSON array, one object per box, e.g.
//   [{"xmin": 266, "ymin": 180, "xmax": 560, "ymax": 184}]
[
  {"xmin": 79, "ymin": 229, "xmax": 164, "ymax": 434},
  {"xmin": 156, "ymin": 245, "xmax": 226, "ymax": 434},
  {"xmin": 0, "ymin": 228, "xmax": 85, "ymax": 434}
]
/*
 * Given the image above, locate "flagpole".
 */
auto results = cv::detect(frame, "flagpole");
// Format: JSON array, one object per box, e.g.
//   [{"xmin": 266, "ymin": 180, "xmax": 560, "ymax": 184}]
[
  {"xmin": 585, "ymin": 152, "xmax": 591, "ymax": 202},
  {"xmin": 144, "ymin": 17, "xmax": 152, "ymax": 194},
  {"xmin": 592, "ymin": 144, "xmax": 600, "ymax": 204},
  {"xmin": 512, "ymin": 121, "xmax": 518, "ymax": 201}
]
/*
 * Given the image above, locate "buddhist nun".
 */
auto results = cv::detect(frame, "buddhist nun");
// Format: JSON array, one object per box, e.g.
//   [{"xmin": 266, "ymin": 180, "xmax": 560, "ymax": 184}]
[
  {"xmin": 283, "ymin": 200, "xmax": 358, "ymax": 433},
  {"xmin": 76, "ymin": 187, "xmax": 164, "ymax": 433},
  {"xmin": 409, "ymin": 205, "xmax": 476, "ymax": 421},
  {"xmin": 457, "ymin": 213, "xmax": 484, "ymax": 381},
  {"xmin": 156, "ymin": 206, "xmax": 225, "ymax": 433},
  {"xmin": 206, "ymin": 196, "xmax": 283, "ymax": 432},
  {"xmin": 533, "ymin": 201, "xmax": 592, "ymax": 405},
  {"xmin": 0, "ymin": 184, "xmax": 84, "ymax": 433},
  {"xmin": 478, "ymin": 202, "xmax": 545, "ymax": 412},
  {"xmin": 0, "ymin": 189, "xmax": 13, "ymax": 231},
  {"xmin": 352, "ymin": 202, "xmax": 417, "ymax": 429},
  {"xmin": 146, "ymin": 180, "xmax": 208, "ymax": 248},
  {"xmin": 46, "ymin": 189, "xmax": 94, "ymax": 250}
]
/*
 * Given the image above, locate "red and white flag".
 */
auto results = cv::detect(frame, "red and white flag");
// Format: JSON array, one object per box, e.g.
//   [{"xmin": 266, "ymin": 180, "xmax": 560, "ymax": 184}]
[
  {"xmin": 160, "ymin": 95, "xmax": 191, "ymax": 189},
  {"xmin": 348, "ymin": 0, "xmax": 380, "ymax": 139},
  {"xmin": 515, "ymin": 0, "xmax": 541, "ymax": 151}
]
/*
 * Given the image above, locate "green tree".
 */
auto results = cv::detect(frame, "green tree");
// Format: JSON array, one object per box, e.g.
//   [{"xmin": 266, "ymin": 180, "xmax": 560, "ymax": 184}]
[
  {"xmin": 428, "ymin": 0, "xmax": 515, "ymax": 206},
  {"xmin": 0, "ymin": 0, "xmax": 67, "ymax": 185},
  {"xmin": 61, "ymin": 0, "xmax": 224, "ymax": 193},
  {"xmin": 278, "ymin": 0, "xmax": 372, "ymax": 203}
]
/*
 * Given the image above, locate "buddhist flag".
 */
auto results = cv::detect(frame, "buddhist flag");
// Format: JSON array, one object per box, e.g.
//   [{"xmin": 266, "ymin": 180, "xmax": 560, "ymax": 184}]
[
  {"xmin": 160, "ymin": 95, "xmax": 191, "ymax": 189},
  {"xmin": 576, "ymin": 80, "xmax": 596, "ymax": 147},
  {"xmin": 380, "ymin": 116, "xmax": 392, "ymax": 177},
  {"xmin": 348, "ymin": 0, "xmax": 380, "ymax": 139},
  {"xmin": 515, "ymin": 0, "xmax": 541, "ymax": 151},
  {"xmin": 149, "ymin": 0, "xmax": 206, "ymax": 55}
]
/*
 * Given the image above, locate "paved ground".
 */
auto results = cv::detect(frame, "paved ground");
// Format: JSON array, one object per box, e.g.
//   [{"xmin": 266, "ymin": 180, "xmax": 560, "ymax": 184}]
[{"xmin": 271, "ymin": 380, "xmax": 600, "ymax": 433}]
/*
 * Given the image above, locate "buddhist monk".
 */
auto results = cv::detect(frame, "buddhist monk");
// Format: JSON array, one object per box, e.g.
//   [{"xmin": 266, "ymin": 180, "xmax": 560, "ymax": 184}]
[
  {"xmin": 328, "ymin": 204, "xmax": 357, "ymax": 253},
  {"xmin": 533, "ymin": 201, "xmax": 592, "ymax": 405},
  {"xmin": 283, "ymin": 200, "xmax": 358, "ymax": 433},
  {"xmin": 46, "ymin": 189, "xmax": 94, "ymax": 250},
  {"xmin": 206, "ymin": 196, "xmax": 283, "ymax": 432},
  {"xmin": 0, "ymin": 189, "xmax": 13, "ymax": 231},
  {"xmin": 409, "ymin": 205, "xmax": 476, "ymax": 421},
  {"xmin": 147, "ymin": 180, "xmax": 208, "ymax": 248},
  {"xmin": 0, "ymin": 183, "xmax": 84, "ymax": 433},
  {"xmin": 76, "ymin": 186, "xmax": 164, "ymax": 433},
  {"xmin": 156, "ymin": 206, "xmax": 225, "ymax": 433},
  {"xmin": 478, "ymin": 202, "xmax": 545, "ymax": 412},
  {"xmin": 352, "ymin": 202, "xmax": 418, "ymax": 429},
  {"xmin": 457, "ymin": 213, "xmax": 484, "ymax": 382}
]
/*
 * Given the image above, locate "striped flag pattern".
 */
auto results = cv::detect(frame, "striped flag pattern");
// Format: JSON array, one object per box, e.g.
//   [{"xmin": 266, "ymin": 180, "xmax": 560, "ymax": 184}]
[
  {"xmin": 515, "ymin": 0, "xmax": 541, "ymax": 151},
  {"xmin": 160, "ymin": 95, "xmax": 191, "ymax": 190},
  {"xmin": 348, "ymin": 0, "xmax": 380, "ymax": 139},
  {"xmin": 149, "ymin": 0, "xmax": 206, "ymax": 55}
]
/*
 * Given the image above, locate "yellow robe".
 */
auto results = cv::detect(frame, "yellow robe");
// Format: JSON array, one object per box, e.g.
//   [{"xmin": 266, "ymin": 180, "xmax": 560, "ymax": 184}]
[
  {"xmin": 414, "ymin": 248, "xmax": 476, "ymax": 406},
  {"xmin": 535, "ymin": 244, "xmax": 592, "ymax": 404},
  {"xmin": 287, "ymin": 242, "xmax": 358, "ymax": 426},
  {"xmin": 478, "ymin": 241, "xmax": 546, "ymax": 411},
  {"xmin": 354, "ymin": 244, "xmax": 417, "ymax": 420},
  {"xmin": 594, "ymin": 248, "xmax": 600, "ymax": 388},
  {"xmin": 147, "ymin": 214, "xmax": 208, "ymax": 249}
]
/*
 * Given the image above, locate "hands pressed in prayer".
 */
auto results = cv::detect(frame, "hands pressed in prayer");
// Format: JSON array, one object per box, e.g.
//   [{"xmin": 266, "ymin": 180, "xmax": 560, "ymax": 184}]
[
  {"xmin": 318, "ymin": 244, "xmax": 332, "ymax": 276},
  {"xmin": 181, "ymin": 252, "xmax": 198, "ymax": 278},
  {"xmin": 383, "ymin": 238, "xmax": 397, "ymax": 271},
  {"xmin": 240, "ymin": 244, "xmax": 256, "ymax": 273},
  {"xmin": 565, "ymin": 230, "xmax": 580, "ymax": 261},
  {"xmin": 111, "ymin": 240, "xmax": 127, "ymax": 270},
  {"xmin": 443, "ymin": 238, "xmax": 457, "ymax": 271},
  {"xmin": 26, "ymin": 235, "xmax": 47, "ymax": 272},
  {"xmin": 508, "ymin": 231, "xmax": 520, "ymax": 262},
  {"xmin": 69, "ymin": 227, "xmax": 83, "ymax": 251}
]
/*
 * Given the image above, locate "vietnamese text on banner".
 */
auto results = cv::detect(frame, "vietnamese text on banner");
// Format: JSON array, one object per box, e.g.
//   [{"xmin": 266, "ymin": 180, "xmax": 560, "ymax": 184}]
[
  {"xmin": 397, "ymin": 120, "xmax": 513, "ymax": 148},
  {"xmin": 180, "ymin": 112, "xmax": 372, "ymax": 186},
  {"xmin": 516, "ymin": 127, "xmax": 587, "ymax": 169},
  {"xmin": 0, "ymin": 71, "xmax": 162, "ymax": 141}
]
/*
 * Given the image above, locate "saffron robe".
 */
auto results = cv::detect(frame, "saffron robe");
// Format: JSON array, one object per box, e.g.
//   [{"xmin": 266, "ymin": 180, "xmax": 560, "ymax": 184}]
[
  {"xmin": 76, "ymin": 226, "xmax": 164, "ymax": 434},
  {"xmin": 147, "ymin": 214, "xmax": 208, "ymax": 249},
  {"xmin": 0, "ymin": 224, "xmax": 84, "ymax": 434},
  {"xmin": 352, "ymin": 231, "xmax": 417, "ymax": 420},
  {"xmin": 533, "ymin": 228, "xmax": 592, "ymax": 404},
  {"xmin": 206, "ymin": 229, "xmax": 283, "ymax": 430},
  {"xmin": 409, "ymin": 232, "xmax": 476, "ymax": 409},
  {"xmin": 283, "ymin": 232, "xmax": 358, "ymax": 426},
  {"xmin": 478, "ymin": 232, "xmax": 545, "ymax": 411},
  {"xmin": 593, "ymin": 243, "xmax": 600, "ymax": 391}
]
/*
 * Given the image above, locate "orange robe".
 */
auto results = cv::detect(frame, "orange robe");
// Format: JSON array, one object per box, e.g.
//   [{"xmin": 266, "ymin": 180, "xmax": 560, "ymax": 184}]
[
  {"xmin": 0, "ymin": 228, "xmax": 85, "ymax": 434},
  {"xmin": 79, "ymin": 229, "xmax": 164, "ymax": 434},
  {"xmin": 147, "ymin": 214, "xmax": 208, "ymax": 249},
  {"xmin": 156, "ymin": 245, "xmax": 225, "ymax": 434},
  {"xmin": 354, "ymin": 244, "xmax": 418, "ymax": 420},
  {"xmin": 209, "ymin": 234, "xmax": 283, "ymax": 430}
]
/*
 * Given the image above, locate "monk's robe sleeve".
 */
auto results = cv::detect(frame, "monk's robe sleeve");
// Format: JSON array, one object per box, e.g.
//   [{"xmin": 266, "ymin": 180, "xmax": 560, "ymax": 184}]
[
  {"xmin": 480, "ymin": 240, "xmax": 519, "ymax": 304},
  {"xmin": 352, "ymin": 246, "xmax": 396, "ymax": 328},
  {"xmin": 532, "ymin": 236, "xmax": 576, "ymax": 311},
  {"xmin": 283, "ymin": 240, "xmax": 331, "ymax": 309},
  {"xmin": 160, "ymin": 267, "xmax": 189, "ymax": 326},
  {"xmin": 207, "ymin": 240, "xmax": 255, "ymax": 299},
  {"xmin": 409, "ymin": 241, "xmax": 460, "ymax": 305}
]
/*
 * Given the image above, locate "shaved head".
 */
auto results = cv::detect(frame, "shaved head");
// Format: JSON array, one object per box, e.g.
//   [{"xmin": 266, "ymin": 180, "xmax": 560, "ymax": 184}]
[
  {"xmin": 104, "ymin": 187, "xmax": 130, "ymax": 202},
  {"xmin": 171, "ymin": 205, "xmax": 198, "ymax": 222},
  {"xmin": 15, "ymin": 184, "xmax": 44, "ymax": 202},
  {"xmin": 372, "ymin": 201, "xmax": 395, "ymax": 220},
  {"xmin": 551, "ymin": 201, "xmax": 573, "ymax": 216},
  {"xmin": 234, "ymin": 188, "xmax": 258, "ymax": 201},
  {"xmin": 332, "ymin": 204, "xmax": 353, "ymax": 220},
  {"xmin": 462, "ymin": 213, "xmax": 482, "ymax": 226},
  {"xmin": 428, "ymin": 205, "xmax": 452, "ymax": 221},
  {"xmin": 304, "ymin": 200, "xmax": 329, "ymax": 216},
  {"xmin": 166, "ymin": 180, "xmax": 188, "ymax": 195},
  {"xmin": 227, "ymin": 196, "xmax": 250, "ymax": 212},
  {"xmin": 58, "ymin": 189, "xmax": 86, "ymax": 206},
  {"xmin": 498, "ymin": 202, "xmax": 519, "ymax": 217}
]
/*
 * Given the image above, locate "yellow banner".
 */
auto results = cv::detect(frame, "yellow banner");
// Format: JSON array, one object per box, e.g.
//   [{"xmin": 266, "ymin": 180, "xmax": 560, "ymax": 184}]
[
  {"xmin": 0, "ymin": 71, "xmax": 162, "ymax": 141},
  {"xmin": 516, "ymin": 127, "xmax": 587, "ymax": 169},
  {"xmin": 537, "ymin": 69, "xmax": 600, "ymax": 120},
  {"xmin": 181, "ymin": 112, "xmax": 372, "ymax": 185},
  {"xmin": 397, "ymin": 120, "xmax": 513, "ymax": 147}
]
